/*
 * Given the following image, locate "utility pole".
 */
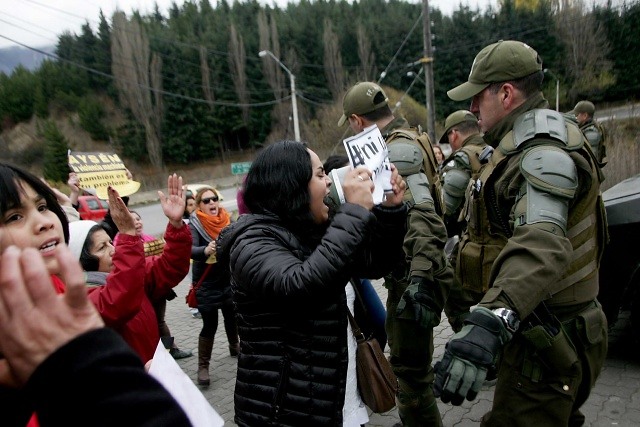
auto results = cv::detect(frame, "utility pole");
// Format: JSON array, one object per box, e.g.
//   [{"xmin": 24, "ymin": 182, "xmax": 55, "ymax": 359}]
[
  {"xmin": 422, "ymin": 0, "xmax": 436, "ymax": 143},
  {"xmin": 259, "ymin": 50, "xmax": 301, "ymax": 141}
]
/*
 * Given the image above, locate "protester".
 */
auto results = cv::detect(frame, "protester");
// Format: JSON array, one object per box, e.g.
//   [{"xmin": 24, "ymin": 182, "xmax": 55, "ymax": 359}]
[
  {"xmin": 68, "ymin": 175, "xmax": 191, "ymax": 363},
  {"xmin": 433, "ymin": 40, "xmax": 607, "ymax": 426},
  {"xmin": 183, "ymin": 195, "xmax": 197, "ymax": 223},
  {"xmin": 433, "ymin": 144, "xmax": 445, "ymax": 170},
  {"xmin": 339, "ymin": 81, "xmax": 453, "ymax": 426},
  {"xmin": 216, "ymin": 140, "xmax": 407, "ymax": 426},
  {"xmin": 0, "ymin": 163, "xmax": 192, "ymax": 425},
  {"xmin": 114, "ymin": 210, "xmax": 192, "ymax": 360},
  {"xmin": 189, "ymin": 187, "xmax": 238, "ymax": 386},
  {"xmin": 0, "ymin": 244, "xmax": 192, "ymax": 427}
]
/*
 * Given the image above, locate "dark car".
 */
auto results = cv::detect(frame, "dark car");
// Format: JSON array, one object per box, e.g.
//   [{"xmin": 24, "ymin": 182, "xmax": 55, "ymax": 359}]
[
  {"xmin": 598, "ymin": 174, "xmax": 640, "ymax": 341},
  {"xmin": 77, "ymin": 195, "xmax": 109, "ymax": 221}
]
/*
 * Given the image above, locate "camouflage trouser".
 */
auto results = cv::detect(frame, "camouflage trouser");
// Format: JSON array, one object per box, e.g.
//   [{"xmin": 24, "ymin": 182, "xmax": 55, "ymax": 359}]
[
  {"xmin": 481, "ymin": 301, "xmax": 608, "ymax": 427},
  {"xmin": 385, "ymin": 278, "xmax": 443, "ymax": 427}
]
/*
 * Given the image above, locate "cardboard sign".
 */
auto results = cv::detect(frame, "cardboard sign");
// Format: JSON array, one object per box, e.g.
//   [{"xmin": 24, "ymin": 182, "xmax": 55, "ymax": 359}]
[
  {"xmin": 68, "ymin": 151, "xmax": 140, "ymax": 200},
  {"xmin": 343, "ymin": 124, "xmax": 392, "ymax": 205}
]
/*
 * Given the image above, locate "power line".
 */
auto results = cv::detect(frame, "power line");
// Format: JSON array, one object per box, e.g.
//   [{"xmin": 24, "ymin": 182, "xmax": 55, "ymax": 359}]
[{"xmin": 0, "ymin": 34, "xmax": 291, "ymax": 109}]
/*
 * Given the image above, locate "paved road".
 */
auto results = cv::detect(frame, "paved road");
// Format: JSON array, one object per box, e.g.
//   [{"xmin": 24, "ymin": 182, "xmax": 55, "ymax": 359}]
[{"xmin": 164, "ymin": 273, "xmax": 640, "ymax": 427}]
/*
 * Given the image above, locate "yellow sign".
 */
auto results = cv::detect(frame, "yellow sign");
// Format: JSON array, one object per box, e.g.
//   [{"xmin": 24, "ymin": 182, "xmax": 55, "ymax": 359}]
[{"xmin": 68, "ymin": 151, "xmax": 140, "ymax": 199}]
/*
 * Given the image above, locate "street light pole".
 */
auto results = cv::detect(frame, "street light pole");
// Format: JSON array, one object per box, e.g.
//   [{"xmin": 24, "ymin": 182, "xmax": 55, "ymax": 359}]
[
  {"xmin": 259, "ymin": 50, "xmax": 301, "ymax": 141},
  {"xmin": 422, "ymin": 0, "xmax": 436, "ymax": 143},
  {"xmin": 543, "ymin": 68, "xmax": 560, "ymax": 112}
]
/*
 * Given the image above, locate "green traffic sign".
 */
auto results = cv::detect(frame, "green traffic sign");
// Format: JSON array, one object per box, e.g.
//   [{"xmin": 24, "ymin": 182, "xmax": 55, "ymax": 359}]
[{"xmin": 231, "ymin": 162, "xmax": 252, "ymax": 175}]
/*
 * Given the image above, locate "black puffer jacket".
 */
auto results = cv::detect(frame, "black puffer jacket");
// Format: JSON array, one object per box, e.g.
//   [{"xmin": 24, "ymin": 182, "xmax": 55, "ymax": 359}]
[
  {"xmin": 191, "ymin": 224, "xmax": 232, "ymax": 312},
  {"xmin": 217, "ymin": 202, "xmax": 407, "ymax": 427}
]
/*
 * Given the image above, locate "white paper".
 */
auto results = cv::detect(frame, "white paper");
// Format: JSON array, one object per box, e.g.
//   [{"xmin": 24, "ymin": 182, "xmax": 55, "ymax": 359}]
[
  {"xmin": 343, "ymin": 124, "xmax": 392, "ymax": 205},
  {"xmin": 148, "ymin": 341, "xmax": 224, "ymax": 427}
]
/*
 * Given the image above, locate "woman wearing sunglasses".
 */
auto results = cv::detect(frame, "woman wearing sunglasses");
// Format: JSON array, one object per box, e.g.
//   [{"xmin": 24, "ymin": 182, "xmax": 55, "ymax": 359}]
[{"xmin": 190, "ymin": 187, "xmax": 239, "ymax": 386}]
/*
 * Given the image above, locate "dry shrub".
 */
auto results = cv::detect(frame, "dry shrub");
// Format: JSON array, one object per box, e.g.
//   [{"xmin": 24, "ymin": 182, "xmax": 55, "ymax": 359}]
[{"xmin": 601, "ymin": 119, "xmax": 640, "ymax": 191}]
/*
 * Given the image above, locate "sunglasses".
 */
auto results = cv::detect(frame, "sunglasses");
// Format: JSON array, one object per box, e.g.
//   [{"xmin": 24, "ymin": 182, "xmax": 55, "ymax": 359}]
[{"xmin": 201, "ymin": 196, "xmax": 219, "ymax": 204}]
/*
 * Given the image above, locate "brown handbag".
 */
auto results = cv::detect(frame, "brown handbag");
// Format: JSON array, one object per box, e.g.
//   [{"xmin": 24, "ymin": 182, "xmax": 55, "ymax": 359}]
[
  {"xmin": 346, "ymin": 284, "xmax": 398, "ymax": 413},
  {"xmin": 185, "ymin": 263, "xmax": 213, "ymax": 308}
]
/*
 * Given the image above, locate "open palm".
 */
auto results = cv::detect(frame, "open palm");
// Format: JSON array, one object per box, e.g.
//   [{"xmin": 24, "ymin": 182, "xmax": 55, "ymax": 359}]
[{"xmin": 159, "ymin": 173, "xmax": 185, "ymax": 223}]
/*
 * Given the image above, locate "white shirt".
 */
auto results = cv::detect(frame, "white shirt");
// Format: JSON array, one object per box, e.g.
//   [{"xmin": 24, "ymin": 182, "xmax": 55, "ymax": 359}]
[{"xmin": 342, "ymin": 282, "xmax": 369, "ymax": 426}]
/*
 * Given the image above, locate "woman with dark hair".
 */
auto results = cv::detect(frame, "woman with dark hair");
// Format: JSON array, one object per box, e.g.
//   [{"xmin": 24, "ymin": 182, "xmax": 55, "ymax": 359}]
[
  {"xmin": 217, "ymin": 141, "xmax": 408, "ymax": 426},
  {"xmin": 190, "ymin": 186, "xmax": 238, "ymax": 386},
  {"xmin": 67, "ymin": 175, "xmax": 192, "ymax": 363}
]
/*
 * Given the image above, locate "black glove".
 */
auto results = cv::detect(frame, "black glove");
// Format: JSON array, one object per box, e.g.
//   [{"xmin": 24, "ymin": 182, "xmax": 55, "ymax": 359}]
[
  {"xmin": 433, "ymin": 307, "xmax": 513, "ymax": 405},
  {"xmin": 396, "ymin": 277, "xmax": 441, "ymax": 329}
]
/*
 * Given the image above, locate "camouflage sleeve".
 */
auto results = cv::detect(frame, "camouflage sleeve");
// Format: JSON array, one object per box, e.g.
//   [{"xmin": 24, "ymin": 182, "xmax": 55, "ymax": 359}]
[{"xmin": 403, "ymin": 203, "xmax": 454, "ymax": 309}]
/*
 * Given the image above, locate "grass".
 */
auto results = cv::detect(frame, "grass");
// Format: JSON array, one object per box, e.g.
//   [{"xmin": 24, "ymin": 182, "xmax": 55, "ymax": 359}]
[{"xmin": 601, "ymin": 119, "xmax": 640, "ymax": 191}]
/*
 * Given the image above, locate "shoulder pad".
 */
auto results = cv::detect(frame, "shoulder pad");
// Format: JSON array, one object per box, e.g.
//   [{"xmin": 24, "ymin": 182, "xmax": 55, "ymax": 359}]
[
  {"xmin": 388, "ymin": 140, "xmax": 423, "ymax": 176},
  {"xmin": 513, "ymin": 109, "xmax": 567, "ymax": 148},
  {"xmin": 453, "ymin": 150, "xmax": 471, "ymax": 167},
  {"xmin": 520, "ymin": 146, "xmax": 578, "ymax": 199}
]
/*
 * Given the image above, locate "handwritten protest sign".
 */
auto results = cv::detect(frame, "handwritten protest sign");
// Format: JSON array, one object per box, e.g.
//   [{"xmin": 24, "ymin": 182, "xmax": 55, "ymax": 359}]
[
  {"xmin": 68, "ymin": 151, "xmax": 140, "ymax": 200},
  {"xmin": 343, "ymin": 124, "xmax": 392, "ymax": 205}
]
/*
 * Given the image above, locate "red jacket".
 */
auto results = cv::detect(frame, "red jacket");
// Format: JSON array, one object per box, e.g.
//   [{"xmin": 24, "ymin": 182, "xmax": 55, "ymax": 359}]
[{"xmin": 87, "ymin": 223, "xmax": 191, "ymax": 363}]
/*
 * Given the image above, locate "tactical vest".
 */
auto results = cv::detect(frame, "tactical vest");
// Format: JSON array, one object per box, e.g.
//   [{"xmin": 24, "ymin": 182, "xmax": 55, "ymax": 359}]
[
  {"xmin": 457, "ymin": 109, "xmax": 606, "ymax": 307},
  {"xmin": 386, "ymin": 128, "xmax": 445, "ymax": 218}
]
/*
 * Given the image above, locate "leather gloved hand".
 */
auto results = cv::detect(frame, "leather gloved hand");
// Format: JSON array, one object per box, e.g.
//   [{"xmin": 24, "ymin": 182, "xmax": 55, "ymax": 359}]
[
  {"xmin": 396, "ymin": 276, "xmax": 441, "ymax": 329},
  {"xmin": 433, "ymin": 307, "xmax": 513, "ymax": 405}
]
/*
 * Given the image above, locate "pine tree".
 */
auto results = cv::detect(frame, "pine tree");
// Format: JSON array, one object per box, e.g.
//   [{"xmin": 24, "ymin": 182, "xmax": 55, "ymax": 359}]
[{"xmin": 42, "ymin": 121, "xmax": 70, "ymax": 183}]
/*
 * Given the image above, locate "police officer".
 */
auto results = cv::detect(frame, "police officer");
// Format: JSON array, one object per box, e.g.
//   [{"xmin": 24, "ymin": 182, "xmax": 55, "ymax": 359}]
[
  {"xmin": 438, "ymin": 110, "xmax": 489, "ymax": 332},
  {"xmin": 433, "ymin": 40, "xmax": 608, "ymax": 426},
  {"xmin": 571, "ymin": 100, "xmax": 607, "ymax": 166},
  {"xmin": 338, "ymin": 82, "xmax": 453, "ymax": 426}
]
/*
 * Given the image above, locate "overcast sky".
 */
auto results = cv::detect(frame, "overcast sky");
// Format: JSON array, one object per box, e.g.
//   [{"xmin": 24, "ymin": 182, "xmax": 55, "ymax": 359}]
[{"xmin": 0, "ymin": 0, "xmax": 497, "ymax": 49}]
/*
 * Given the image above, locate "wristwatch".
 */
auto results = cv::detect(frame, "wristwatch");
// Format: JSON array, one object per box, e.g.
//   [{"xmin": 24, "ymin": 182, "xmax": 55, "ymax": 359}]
[{"xmin": 492, "ymin": 308, "xmax": 520, "ymax": 334}]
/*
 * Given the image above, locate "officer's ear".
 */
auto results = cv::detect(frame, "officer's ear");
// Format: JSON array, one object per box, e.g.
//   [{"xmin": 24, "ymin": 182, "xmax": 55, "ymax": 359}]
[
  {"xmin": 350, "ymin": 114, "xmax": 365, "ymax": 131},
  {"xmin": 500, "ymin": 83, "xmax": 519, "ymax": 109}
]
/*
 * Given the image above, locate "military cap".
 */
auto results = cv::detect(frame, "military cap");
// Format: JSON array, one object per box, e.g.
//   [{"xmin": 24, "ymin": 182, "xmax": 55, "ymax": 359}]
[
  {"xmin": 572, "ymin": 100, "xmax": 595, "ymax": 116},
  {"xmin": 438, "ymin": 110, "xmax": 478, "ymax": 145},
  {"xmin": 447, "ymin": 40, "xmax": 543, "ymax": 101},
  {"xmin": 337, "ymin": 82, "xmax": 389, "ymax": 126}
]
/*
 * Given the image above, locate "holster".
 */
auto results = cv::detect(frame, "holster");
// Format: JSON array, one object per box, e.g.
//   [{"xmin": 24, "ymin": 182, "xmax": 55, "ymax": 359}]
[{"xmin": 522, "ymin": 324, "xmax": 578, "ymax": 378}]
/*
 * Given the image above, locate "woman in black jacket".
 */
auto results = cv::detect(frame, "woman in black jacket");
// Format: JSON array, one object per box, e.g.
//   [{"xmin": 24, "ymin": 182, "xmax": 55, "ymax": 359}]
[
  {"xmin": 190, "ymin": 187, "xmax": 238, "ymax": 386},
  {"xmin": 217, "ymin": 141, "xmax": 407, "ymax": 427}
]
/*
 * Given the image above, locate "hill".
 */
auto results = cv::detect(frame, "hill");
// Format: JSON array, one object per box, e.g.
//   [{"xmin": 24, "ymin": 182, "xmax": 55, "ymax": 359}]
[{"xmin": 0, "ymin": 45, "xmax": 55, "ymax": 74}]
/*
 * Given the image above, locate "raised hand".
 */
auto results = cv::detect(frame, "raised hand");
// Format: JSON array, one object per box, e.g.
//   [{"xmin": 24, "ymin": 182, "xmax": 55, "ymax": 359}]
[
  {"xmin": 342, "ymin": 166, "xmax": 374, "ymax": 211},
  {"xmin": 158, "ymin": 173, "xmax": 185, "ymax": 228},
  {"xmin": 381, "ymin": 163, "xmax": 406, "ymax": 207},
  {"xmin": 107, "ymin": 186, "xmax": 136, "ymax": 236},
  {"xmin": 0, "ymin": 245, "xmax": 104, "ymax": 387}
]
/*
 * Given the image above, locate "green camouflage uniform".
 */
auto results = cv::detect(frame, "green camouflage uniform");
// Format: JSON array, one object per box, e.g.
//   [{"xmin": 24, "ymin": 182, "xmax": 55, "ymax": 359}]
[
  {"xmin": 458, "ymin": 94, "xmax": 608, "ymax": 426},
  {"xmin": 382, "ymin": 116, "xmax": 453, "ymax": 427}
]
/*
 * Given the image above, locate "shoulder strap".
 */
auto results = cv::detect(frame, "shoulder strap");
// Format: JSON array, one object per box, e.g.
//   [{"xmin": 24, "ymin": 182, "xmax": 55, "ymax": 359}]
[{"xmin": 195, "ymin": 263, "xmax": 214, "ymax": 288}]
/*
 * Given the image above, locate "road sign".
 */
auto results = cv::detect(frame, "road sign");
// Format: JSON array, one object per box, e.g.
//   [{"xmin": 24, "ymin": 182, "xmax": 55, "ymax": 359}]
[{"xmin": 231, "ymin": 162, "xmax": 252, "ymax": 175}]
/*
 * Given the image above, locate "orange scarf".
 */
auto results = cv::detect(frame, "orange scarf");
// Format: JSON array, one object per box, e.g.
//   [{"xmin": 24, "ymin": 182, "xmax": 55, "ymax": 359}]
[{"xmin": 196, "ymin": 207, "xmax": 231, "ymax": 239}]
